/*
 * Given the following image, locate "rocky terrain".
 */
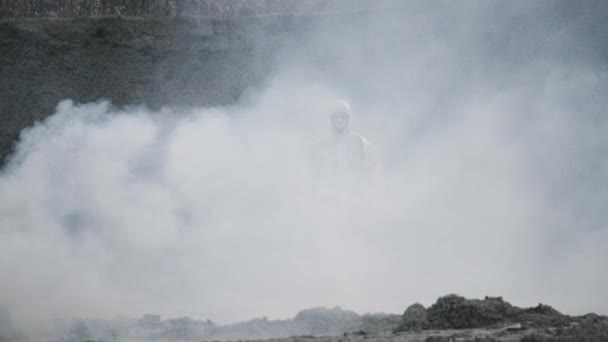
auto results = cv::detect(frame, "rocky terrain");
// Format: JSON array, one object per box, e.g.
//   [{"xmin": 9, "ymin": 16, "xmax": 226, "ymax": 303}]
[{"xmin": 3, "ymin": 295, "xmax": 607, "ymax": 342}]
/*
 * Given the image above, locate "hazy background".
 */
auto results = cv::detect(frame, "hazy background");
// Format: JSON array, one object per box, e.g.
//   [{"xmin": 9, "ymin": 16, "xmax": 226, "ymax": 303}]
[{"xmin": 0, "ymin": 0, "xmax": 607, "ymax": 330}]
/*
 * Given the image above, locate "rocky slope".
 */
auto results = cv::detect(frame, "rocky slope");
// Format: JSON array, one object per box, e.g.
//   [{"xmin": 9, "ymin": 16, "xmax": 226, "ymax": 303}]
[
  {"xmin": 0, "ymin": 15, "xmax": 285, "ymax": 163},
  {"xmin": 6, "ymin": 295, "xmax": 605, "ymax": 342},
  {"xmin": 224, "ymin": 295, "xmax": 608, "ymax": 341}
]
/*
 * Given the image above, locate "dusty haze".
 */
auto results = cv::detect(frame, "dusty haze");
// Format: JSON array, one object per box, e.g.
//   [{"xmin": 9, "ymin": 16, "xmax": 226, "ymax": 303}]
[{"xmin": 0, "ymin": 0, "xmax": 607, "ymax": 331}]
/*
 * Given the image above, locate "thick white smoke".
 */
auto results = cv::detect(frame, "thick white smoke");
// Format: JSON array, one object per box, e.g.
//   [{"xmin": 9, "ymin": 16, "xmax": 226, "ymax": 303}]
[{"xmin": 1, "ymin": 0, "xmax": 607, "ymax": 332}]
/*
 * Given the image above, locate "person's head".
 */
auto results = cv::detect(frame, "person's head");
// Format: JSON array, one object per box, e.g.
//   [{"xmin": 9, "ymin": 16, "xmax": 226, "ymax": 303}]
[{"xmin": 329, "ymin": 100, "xmax": 352, "ymax": 134}]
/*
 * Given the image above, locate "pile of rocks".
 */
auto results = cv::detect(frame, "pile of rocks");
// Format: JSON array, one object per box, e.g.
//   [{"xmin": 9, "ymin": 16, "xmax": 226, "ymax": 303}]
[
  {"xmin": 395, "ymin": 295, "xmax": 608, "ymax": 341},
  {"xmin": 396, "ymin": 295, "xmax": 579, "ymax": 332}
]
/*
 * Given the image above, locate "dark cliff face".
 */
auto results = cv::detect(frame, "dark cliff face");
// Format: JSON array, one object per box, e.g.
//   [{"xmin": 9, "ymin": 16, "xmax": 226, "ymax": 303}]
[
  {"xmin": 0, "ymin": 15, "xmax": 301, "ymax": 164},
  {"xmin": 0, "ymin": 10, "xmax": 379, "ymax": 165}
]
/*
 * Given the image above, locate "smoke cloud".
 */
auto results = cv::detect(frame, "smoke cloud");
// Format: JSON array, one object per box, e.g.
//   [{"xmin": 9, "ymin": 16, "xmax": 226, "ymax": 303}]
[{"xmin": 1, "ymin": 0, "xmax": 607, "ymax": 332}]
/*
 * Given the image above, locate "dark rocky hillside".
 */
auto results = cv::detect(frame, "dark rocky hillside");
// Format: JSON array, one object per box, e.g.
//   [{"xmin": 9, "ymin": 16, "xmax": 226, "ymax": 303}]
[
  {"xmin": 1, "ymin": 1, "xmax": 608, "ymax": 167},
  {"xmin": 11, "ymin": 295, "xmax": 606, "ymax": 342},
  {"xmin": 1, "ymin": 9, "xmax": 381, "ymax": 165},
  {"xmin": 0, "ymin": 15, "xmax": 285, "ymax": 164}
]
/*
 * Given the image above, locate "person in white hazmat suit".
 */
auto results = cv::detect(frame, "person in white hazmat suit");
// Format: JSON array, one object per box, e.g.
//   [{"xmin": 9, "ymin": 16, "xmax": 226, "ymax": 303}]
[{"xmin": 313, "ymin": 100, "xmax": 373, "ymax": 192}]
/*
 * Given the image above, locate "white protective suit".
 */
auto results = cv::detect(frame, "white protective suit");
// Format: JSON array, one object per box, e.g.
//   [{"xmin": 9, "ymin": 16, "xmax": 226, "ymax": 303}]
[{"xmin": 313, "ymin": 100, "xmax": 373, "ymax": 182}]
